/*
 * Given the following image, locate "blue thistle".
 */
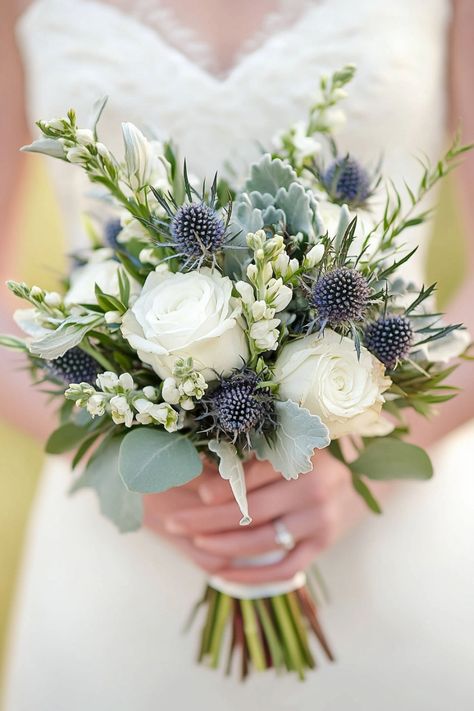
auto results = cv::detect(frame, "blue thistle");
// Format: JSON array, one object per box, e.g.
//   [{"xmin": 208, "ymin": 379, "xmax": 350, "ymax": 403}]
[
  {"xmin": 203, "ymin": 369, "xmax": 275, "ymax": 442},
  {"xmin": 311, "ymin": 267, "xmax": 371, "ymax": 325},
  {"xmin": 322, "ymin": 156, "xmax": 371, "ymax": 206},
  {"xmin": 365, "ymin": 315, "xmax": 413, "ymax": 368},
  {"xmin": 104, "ymin": 219, "xmax": 123, "ymax": 249},
  {"xmin": 44, "ymin": 347, "xmax": 99, "ymax": 385},
  {"xmin": 170, "ymin": 203, "xmax": 226, "ymax": 260}
]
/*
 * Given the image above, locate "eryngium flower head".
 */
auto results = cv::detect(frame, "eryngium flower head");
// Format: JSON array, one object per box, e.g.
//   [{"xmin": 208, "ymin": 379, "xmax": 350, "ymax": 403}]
[
  {"xmin": 311, "ymin": 267, "xmax": 371, "ymax": 325},
  {"xmin": 45, "ymin": 347, "xmax": 99, "ymax": 385},
  {"xmin": 206, "ymin": 369, "xmax": 275, "ymax": 440},
  {"xmin": 104, "ymin": 218, "xmax": 123, "ymax": 249},
  {"xmin": 170, "ymin": 202, "xmax": 226, "ymax": 259},
  {"xmin": 322, "ymin": 157, "xmax": 371, "ymax": 206},
  {"xmin": 364, "ymin": 315, "xmax": 414, "ymax": 369}
]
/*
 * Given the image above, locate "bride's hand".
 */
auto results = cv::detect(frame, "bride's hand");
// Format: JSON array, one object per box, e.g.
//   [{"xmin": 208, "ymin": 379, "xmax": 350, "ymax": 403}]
[
  {"xmin": 143, "ymin": 461, "xmax": 233, "ymax": 575},
  {"xmin": 155, "ymin": 450, "xmax": 384, "ymax": 584}
]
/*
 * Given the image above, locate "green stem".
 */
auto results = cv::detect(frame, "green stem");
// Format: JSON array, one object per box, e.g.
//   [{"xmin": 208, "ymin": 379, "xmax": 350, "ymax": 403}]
[
  {"xmin": 254, "ymin": 599, "xmax": 284, "ymax": 670},
  {"xmin": 271, "ymin": 594, "xmax": 306, "ymax": 680},
  {"xmin": 198, "ymin": 587, "xmax": 218, "ymax": 661},
  {"xmin": 209, "ymin": 593, "xmax": 232, "ymax": 669},
  {"xmin": 286, "ymin": 592, "xmax": 315, "ymax": 669},
  {"xmin": 80, "ymin": 338, "xmax": 117, "ymax": 373},
  {"xmin": 240, "ymin": 599, "xmax": 267, "ymax": 672}
]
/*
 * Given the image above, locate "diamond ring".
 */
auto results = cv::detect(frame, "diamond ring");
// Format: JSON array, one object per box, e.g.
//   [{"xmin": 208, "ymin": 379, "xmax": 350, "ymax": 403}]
[{"xmin": 273, "ymin": 519, "xmax": 295, "ymax": 551}]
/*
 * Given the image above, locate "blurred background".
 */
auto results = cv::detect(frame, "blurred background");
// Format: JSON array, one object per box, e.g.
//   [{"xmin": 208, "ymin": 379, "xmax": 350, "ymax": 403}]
[{"xmin": 0, "ymin": 153, "xmax": 467, "ymax": 692}]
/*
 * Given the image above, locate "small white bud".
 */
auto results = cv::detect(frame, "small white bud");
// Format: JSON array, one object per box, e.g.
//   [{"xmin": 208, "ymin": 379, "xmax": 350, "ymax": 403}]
[
  {"xmin": 235, "ymin": 280, "xmax": 255, "ymax": 305},
  {"xmin": 180, "ymin": 398, "xmax": 195, "ymax": 411},
  {"xmin": 246, "ymin": 264, "xmax": 258, "ymax": 282},
  {"xmin": 96, "ymin": 371, "xmax": 119, "ymax": 393},
  {"xmin": 119, "ymin": 373, "xmax": 135, "ymax": 391},
  {"xmin": 104, "ymin": 310, "xmax": 122, "ymax": 324},
  {"xmin": 44, "ymin": 291, "xmax": 62, "ymax": 307},
  {"xmin": 251, "ymin": 301, "xmax": 267, "ymax": 321},
  {"xmin": 30, "ymin": 285, "xmax": 43, "ymax": 298},
  {"xmin": 142, "ymin": 386, "xmax": 158, "ymax": 401},
  {"xmin": 75, "ymin": 128, "xmax": 95, "ymax": 146},
  {"xmin": 139, "ymin": 248, "xmax": 160, "ymax": 265},
  {"xmin": 162, "ymin": 377, "xmax": 180, "ymax": 405},
  {"xmin": 305, "ymin": 243, "xmax": 325, "ymax": 268}
]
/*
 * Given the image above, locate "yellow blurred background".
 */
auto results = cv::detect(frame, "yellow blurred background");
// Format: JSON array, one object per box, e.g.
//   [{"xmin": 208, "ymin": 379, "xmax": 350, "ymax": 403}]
[{"xmin": 0, "ymin": 156, "xmax": 467, "ymax": 690}]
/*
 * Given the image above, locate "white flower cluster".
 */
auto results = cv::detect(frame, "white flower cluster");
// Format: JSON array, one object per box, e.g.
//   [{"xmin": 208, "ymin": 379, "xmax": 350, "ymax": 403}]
[
  {"xmin": 161, "ymin": 357, "xmax": 207, "ymax": 411},
  {"xmin": 236, "ymin": 232, "xmax": 324, "ymax": 354},
  {"xmin": 65, "ymin": 371, "xmax": 180, "ymax": 432}
]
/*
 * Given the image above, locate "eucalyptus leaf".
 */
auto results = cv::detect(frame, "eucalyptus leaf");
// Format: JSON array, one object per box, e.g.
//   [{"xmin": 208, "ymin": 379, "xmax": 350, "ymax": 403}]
[
  {"xmin": 208, "ymin": 439, "xmax": 251, "ymax": 525},
  {"xmin": 351, "ymin": 473, "xmax": 382, "ymax": 514},
  {"xmin": 46, "ymin": 422, "xmax": 91, "ymax": 454},
  {"xmin": 71, "ymin": 436, "xmax": 143, "ymax": 533},
  {"xmin": 349, "ymin": 438, "xmax": 433, "ymax": 481},
  {"xmin": 252, "ymin": 400, "xmax": 330, "ymax": 480},
  {"xmin": 119, "ymin": 427, "xmax": 202, "ymax": 494}
]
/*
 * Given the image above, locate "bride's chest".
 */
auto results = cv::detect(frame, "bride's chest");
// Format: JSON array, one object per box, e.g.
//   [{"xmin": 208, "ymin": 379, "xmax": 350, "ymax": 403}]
[{"xmin": 19, "ymin": 0, "xmax": 450, "ymax": 176}]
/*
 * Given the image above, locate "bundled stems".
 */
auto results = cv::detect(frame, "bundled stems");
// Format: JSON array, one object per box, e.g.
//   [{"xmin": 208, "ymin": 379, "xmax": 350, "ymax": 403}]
[{"xmin": 194, "ymin": 582, "xmax": 334, "ymax": 680}]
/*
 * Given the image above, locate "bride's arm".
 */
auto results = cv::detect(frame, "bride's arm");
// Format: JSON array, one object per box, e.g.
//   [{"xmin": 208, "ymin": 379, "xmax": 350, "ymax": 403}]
[{"xmin": 0, "ymin": 2, "xmax": 59, "ymax": 439}]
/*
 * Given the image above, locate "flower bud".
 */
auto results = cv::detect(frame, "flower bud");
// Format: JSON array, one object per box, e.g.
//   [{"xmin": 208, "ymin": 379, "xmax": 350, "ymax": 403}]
[
  {"xmin": 246, "ymin": 230, "xmax": 266, "ymax": 251},
  {"xmin": 75, "ymin": 128, "xmax": 95, "ymax": 146},
  {"xmin": 44, "ymin": 291, "xmax": 62, "ymax": 307},
  {"xmin": 305, "ymin": 243, "xmax": 325, "ymax": 269},
  {"xmin": 162, "ymin": 377, "xmax": 180, "ymax": 405},
  {"xmin": 235, "ymin": 280, "xmax": 255, "ymax": 305}
]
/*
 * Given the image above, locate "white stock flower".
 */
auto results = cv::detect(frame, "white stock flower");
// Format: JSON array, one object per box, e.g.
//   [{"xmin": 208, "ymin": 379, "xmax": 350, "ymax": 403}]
[
  {"xmin": 96, "ymin": 371, "xmax": 119, "ymax": 392},
  {"xmin": 121, "ymin": 268, "xmax": 248, "ymax": 381},
  {"xmin": 162, "ymin": 377, "xmax": 181, "ymax": 405},
  {"xmin": 86, "ymin": 393, "xmax": 107, "ymax": 417},
  {"xmin": 235, "ymin": 281, "xmax": 255, "ymax": 305},
  {"xmin": 110, "ymin": 395, "xmax": 134, "ymax": 427},
  {"xmin": 250, "ymin": 319, "xmax": 280, "ymax": 351},
  {"xmin": 291, "ymin": 121, "xmax": 321, "ymax": 162},
  {"xmin": 275, "ymin": 329, "xmax": 393, "ymax": 439},
  {"xmin": 75, "ymin": 128, "xmax": 95, "ymax": 146},
  {"xmin": 121, "ymin": 123, "xmax": 170, "ymax": 192},
  {"xmin": 305, "ymin": 244, "xmax": 325, "ymax": 268},
  {"xmin": 134, "ymin": 399, "xmax": 179, "ymax": 431}
]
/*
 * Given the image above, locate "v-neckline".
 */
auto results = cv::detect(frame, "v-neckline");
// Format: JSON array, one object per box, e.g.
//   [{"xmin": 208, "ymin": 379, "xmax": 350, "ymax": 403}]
[{"xmin": 27, "ymin": 0, "xmax": 322, "ymax": 84}]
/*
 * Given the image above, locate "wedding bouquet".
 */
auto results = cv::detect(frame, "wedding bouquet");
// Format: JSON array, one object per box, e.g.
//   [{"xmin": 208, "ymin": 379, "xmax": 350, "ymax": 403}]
[{"xmin": 2, "ymin": 66, "xmax": 471, "ymax": 679}]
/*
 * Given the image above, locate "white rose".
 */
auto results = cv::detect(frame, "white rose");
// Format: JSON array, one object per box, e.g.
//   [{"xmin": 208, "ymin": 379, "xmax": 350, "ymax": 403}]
[
  {"xmin": 64, "ymin": 252, "xmax": 139, "ymax": 306},
  {"xmin": 121, "ymin": 268, "xmax": 248, "ymax": 381},
  {"xmin": 274, "ymin": 329, "xmax": 393, "ymax": 439}
]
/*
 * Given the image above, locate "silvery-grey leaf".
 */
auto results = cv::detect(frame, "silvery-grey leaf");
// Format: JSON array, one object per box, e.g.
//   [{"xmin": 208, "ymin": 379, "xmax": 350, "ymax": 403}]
[
  {"xmin": 28, "ymin": 313, "xmax": 103, "ymax": 359},
  {"xmin": 334, "ymin": 204, "xmax": 351, "ymax": 250},
  {"xmin": 20, "ymin": 138, "xmax": 66, "ymax": 159},
  {"xmin": 244, "ymin": 154, "xmax": 297, "ymax": 195},
  {"xmin": 208, "ymin": 439, "xmax": 251, "ymax": 525},
  {"xmin": 274, "ymin": 183, "xmax": 313, "ymax": 234},
  {"xmin": 261, "ymin": 205, "xmax": 286, "ymax": 228},
  {"xmin": 252, "ymin": 400, "xmax": 330, "ymax": 480}
]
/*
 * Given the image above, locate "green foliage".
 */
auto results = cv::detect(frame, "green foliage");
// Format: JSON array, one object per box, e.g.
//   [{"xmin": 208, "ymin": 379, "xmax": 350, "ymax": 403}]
[
  {"xmin": 252, "ymin": 400, "xmax": 330, "ymax": 480},
  {"xmin": 71, "ymin": 435, "xmax": 143, "ymax": 533},
  {"xmin": 118, "ymin": 427, "xmax": 202, "ymax": 494},
  {"xmin": 349, "ymin": 438, "xmax": 433, "ymax": 481},
  {"xmin": 45, "ymin": 422, "xmax": 93, "ymax": 454}
]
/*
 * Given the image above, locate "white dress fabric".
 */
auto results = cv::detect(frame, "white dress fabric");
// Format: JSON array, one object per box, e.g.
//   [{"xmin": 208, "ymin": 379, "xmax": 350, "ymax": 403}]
[{"xmin": 4, "ymin": 1, "xmax": 474, "ymax": 709}]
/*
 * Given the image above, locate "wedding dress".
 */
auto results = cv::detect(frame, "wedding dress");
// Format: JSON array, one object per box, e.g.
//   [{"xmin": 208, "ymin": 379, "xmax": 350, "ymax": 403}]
[{"xmin": 4, "ymin": 1, "xmax": 474, "ymax": 709}]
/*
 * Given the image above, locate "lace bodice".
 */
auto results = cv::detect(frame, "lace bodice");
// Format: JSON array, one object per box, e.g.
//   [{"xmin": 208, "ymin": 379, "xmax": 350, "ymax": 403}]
[{"xmin": 17, "ymin": 0, "xmax": 451, "ymax": 273}]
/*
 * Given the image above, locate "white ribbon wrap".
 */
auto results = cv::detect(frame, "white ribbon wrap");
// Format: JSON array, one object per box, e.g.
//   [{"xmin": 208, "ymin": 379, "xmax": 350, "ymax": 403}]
[{"xmin": 209, "ymin": 551, "xmax": 306, "ymax": 599}]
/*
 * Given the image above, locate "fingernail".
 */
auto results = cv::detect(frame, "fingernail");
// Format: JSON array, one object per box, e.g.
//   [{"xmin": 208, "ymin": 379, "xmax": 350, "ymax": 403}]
[
  {"xmin": 198, "ymin": 485, "xmax": 214, "ymax": 504},
  {"xmin": 194, "ymin": 536, "xmax": 209, "ymax": 548},
  {"xmin": 164, "ymin": 518, "xmax": 186, "ymax": 535}
]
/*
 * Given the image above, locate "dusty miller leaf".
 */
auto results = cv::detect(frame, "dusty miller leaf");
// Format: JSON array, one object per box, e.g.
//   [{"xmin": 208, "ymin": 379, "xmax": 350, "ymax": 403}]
[
  {"xmin": 208, "ymin": 439, "xmax": 251, "ymax": 525},
  {"xmin": 252, "ymin": 400, "xmax": 330, "ymax": 480}
]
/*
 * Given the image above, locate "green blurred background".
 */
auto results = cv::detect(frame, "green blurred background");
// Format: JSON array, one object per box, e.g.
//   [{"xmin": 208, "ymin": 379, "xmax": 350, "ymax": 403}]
[{"xmin": 0, "ymin": 157, "xmax": 467, "ymax": 691}]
